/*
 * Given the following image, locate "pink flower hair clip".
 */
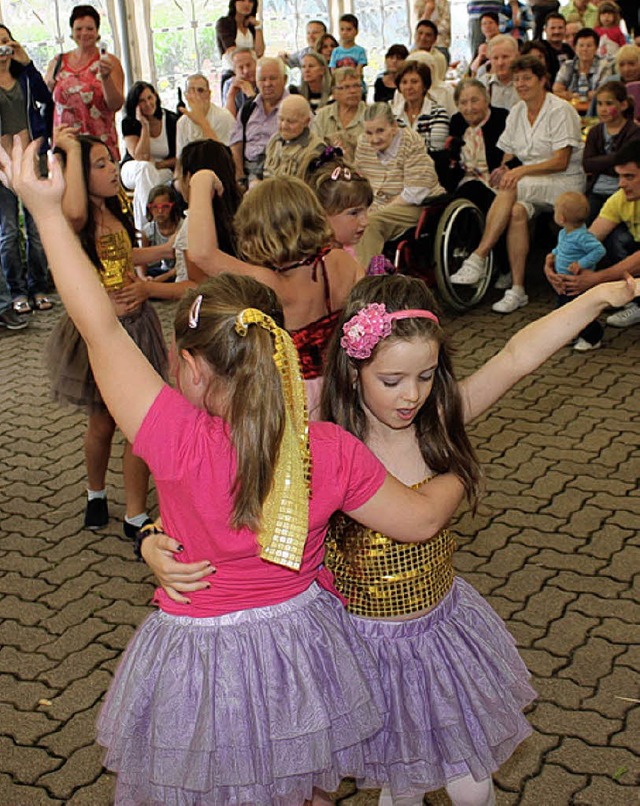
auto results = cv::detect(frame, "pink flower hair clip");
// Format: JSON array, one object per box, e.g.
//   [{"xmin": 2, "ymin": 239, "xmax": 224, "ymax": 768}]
[{"xmin": 340, "ymin": 303, "xmax": 440, "ymax": 360}]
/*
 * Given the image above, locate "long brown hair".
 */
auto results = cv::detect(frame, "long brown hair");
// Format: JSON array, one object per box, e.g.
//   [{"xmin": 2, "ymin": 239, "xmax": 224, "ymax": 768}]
[
  {"xmin": 321, "ymin": 275, "xmax": 482, "ymax": 505},
  {"xmin": 174, "ymin": 274, "xmax": 287, "ymax": 531}
]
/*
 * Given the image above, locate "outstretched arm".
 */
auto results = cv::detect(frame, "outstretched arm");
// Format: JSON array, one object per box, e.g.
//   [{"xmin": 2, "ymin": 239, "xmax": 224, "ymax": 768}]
[
  {"xmin": 1, "ymin": 139, "xmax": 163, "ymax": 443},
  {"xmin": 459, "ymin": 276, "xmax": 640, "ymax": 423}
]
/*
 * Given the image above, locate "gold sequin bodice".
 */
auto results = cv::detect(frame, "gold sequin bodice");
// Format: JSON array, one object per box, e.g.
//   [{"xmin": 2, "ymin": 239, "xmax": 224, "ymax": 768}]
[
  {"xmin": 326, "ymin": 496, "xmax": 455, "ymax": 618},
  {"xmin": 96, "ymin": 230, "xmax": 133, "ymax": 290}
]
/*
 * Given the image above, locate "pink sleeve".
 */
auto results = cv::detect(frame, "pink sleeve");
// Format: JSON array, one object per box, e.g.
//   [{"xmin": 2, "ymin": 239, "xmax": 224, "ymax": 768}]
[{"xmin": 328, "ymin": 424, "xmax": 387, "ymax": 511}]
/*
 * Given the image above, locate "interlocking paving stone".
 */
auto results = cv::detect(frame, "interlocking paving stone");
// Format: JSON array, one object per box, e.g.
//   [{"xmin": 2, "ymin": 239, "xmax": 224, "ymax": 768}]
[{"xmin": 1, "ymin": 286, "xmax": 638, "ymax": 805}]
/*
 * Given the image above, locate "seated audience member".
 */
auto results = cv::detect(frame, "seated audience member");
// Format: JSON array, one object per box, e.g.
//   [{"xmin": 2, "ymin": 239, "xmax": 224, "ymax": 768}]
[
  {"xmin": 374, "ymin": 44, "xmax": 410, "ymax": 103},
  {"xmin": 121, "ymin": 81, "xmax": 179, "ymax": 231},
  {"xmin": 564, "ymin": 15, "xmax": 582, "ymax": 48},
  {"xmin": 354, "ymin": 102, "xmax": 445, "ymax": 267},
  {"xmin": 470, "ymin": 12, "xmax": 501, "ymax": 76},
  {"xmin": 176, "ymin": 74, "xmax": 235, "ymax": 157},
  {"xmin": 414, "ymin": 0, "xmax": 452, "ymax": 49},
  {"xmin": 479, "ymin": 34, "xmax": 520, "ymax": 110},
  {"xmin": 614, "ymin": 43, "xmax": 640, "ymax": 95},
  {"xmin": 223, "ymin": 48, "xmax": 258, "ymax": 115},
  {"xmin": 392, "ymin": 61, "xmax": 449, "ymax": 152},
  {"xmin": 451, "ymin": 55, "xmax": 585, "ymax": 314},
  {"xmin": 546, "ymin": 140, "xmax": 640, "ymax": 328},
  {"xmin": 412, "ymin": 18, "xmax": 449, "ymax": 63},
  {"xmin": 311, "ymin": 67, "xmax": 367, "ymax": 162},
  {"xmin": 263, "ymin": 95, "xmax": 325, "ymax": 179},
  {"xmin": 315, "ymin": 33, "xmax": 339, "ymax": 64},
  {"xmin": 329, "ymin": 13, "xmax": 367, "ymax": 80},
  {"xmin": 521, "ymin": 40, "xmax": 554, "ymax": 87},
  {"xmin": 561, "ymin": 0, "xmax": 598, "ymax": 29},
  {"xmin": 546, "ymin": 191, "xmax": 606, "ymax": 350},
  {"xmin": 584, "ymin": 82, "xmax": 640, "ymax": 220},
  {"xmin": 542, "ymin": 12, "xmax": 576, "ymax": 79},
  {"xmin": 594, "ymin": 1, "xmax": 627, "ymax": 55},
  {"xmin": 137, "ymin": 185, "xmax": 182, "ymax": 281},
  {"xmin": 280, "ymin": 20, "xmax": 326, "ymax": 68},
  {"xmin": 553, "ymin": 28, "xmax": 613, "ymax": 101},
  {"xmin": 229, "ymin": 56, "xmax": 288, "ymax": 186},
  {"xmin": 529, "ymin": 0, "xmax": 561, "ymax": 41},
  {"xmin": 297, "ymin": 52, "xmax": 332, "ymax": 113},
  {"xmin": 409, "ymin": 49, "xmax": 457, "ymax": 116}
]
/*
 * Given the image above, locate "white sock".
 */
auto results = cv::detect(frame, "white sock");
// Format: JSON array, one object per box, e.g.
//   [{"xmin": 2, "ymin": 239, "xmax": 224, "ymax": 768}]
[
  {"xmin": 125, "ymin": 512, "xmax": 149, "ymax": 528},
  {"xmin": 446, "ymin": 775, "xmax": 495, "ymax": 806},
  {"xmin": 511, "ymin": 284, "xmax": 526, "ymax": 297},
  {"xmin": 87, "ymin": 488, "xmax": 106, "ymax": 501},
  {"xmin": 378, "ymin": 785, "xmax": 424, "ymax": 805}
]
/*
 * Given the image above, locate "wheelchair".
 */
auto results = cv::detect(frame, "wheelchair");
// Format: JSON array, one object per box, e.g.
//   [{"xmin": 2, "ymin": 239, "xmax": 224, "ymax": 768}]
[{"xmin": 385, "ymin": 194, "xmax": 493, "ymax": 312}]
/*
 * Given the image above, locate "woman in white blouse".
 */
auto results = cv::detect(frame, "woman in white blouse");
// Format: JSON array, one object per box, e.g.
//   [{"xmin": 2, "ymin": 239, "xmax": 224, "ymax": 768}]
[{"xmin": 449, "ymin": 55, "xmax": 585, "ymax": 314}]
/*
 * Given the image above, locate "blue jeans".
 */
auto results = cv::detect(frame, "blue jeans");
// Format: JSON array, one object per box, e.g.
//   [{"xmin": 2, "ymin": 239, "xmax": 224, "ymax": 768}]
[{"xmin": 0, "ymin": 183, "xmax": 49, "ymax": 299}]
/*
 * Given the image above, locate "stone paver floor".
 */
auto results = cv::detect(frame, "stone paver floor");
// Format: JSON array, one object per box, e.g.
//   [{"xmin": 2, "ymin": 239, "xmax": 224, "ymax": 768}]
[{"xmin": 0, "ymin": 277, "xmax": 638, "ymax": 805}]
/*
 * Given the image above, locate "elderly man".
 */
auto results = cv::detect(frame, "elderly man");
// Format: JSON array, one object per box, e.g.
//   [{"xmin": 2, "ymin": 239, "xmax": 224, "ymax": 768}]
[
  {"xmin": 263, "ymin": 96, "xmax": 326, "ymax": 179},
  {"xmin": 176, "ymin": 73, "xmax": 235, "ymax": 157},
  {"xmin": 223, "ymin": 48, "xmax": 258, "ymax": 116},
  {"xmin": 230, "ymin": 56, "xmax": 288, "ymax": 187},
  {"xmin": 547, "ymin": 141, "xmax": 640, "ymax": 329},
  {"xmin": 479, "ymin": 35, "xmax": 520, "ymax": 110},
  {"xmin": 311, "ymin": 67, "xmax": 367, "ymax": 163}
]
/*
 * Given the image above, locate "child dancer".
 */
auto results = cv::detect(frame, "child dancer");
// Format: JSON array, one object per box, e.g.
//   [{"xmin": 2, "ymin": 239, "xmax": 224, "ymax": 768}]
[
  {"xmin": 320, "ymin": 273, "xmax": 637, "ymax": 805},
  {"xmin": 50, "ymin": 127, "xmax": 167, "ymax": 537},
  {"xmin": 3, "ymin": 136, "xmax": 468, "ymax": 806},
  {"xmin": 545, "ymin": 191, "xmax": 606, "ymax": 351},
  {"xmin": 187, "ymin": 170, "xmax": 363, "ymax": 416}
]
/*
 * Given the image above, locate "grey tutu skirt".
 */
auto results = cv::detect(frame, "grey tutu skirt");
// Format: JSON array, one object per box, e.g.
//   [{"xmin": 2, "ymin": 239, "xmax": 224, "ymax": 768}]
[
  {"xmin": 97, "ymin": 583, "xmax": 385, "ymax": 806},
  {"xmin": 352, "ymin": 577, "xmax": 536, "ymax": 797},
  {"xmin": 47, "ymin": 302, "xmax": 168, "ymax": 414}
]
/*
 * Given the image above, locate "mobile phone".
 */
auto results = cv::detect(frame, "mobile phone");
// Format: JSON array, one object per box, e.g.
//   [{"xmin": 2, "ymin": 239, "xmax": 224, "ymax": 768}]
[
  {"xmin": 0, "ymin": 45, "xmax": 14, "ymax": 57},
  {"xmin": 99, "ymin": 42, "xmax": 108, "ymax": 56}
]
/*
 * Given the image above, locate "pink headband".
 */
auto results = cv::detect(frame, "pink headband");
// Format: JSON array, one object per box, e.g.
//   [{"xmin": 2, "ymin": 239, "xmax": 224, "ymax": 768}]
[{"xmin": 340, "ymin": 303, "xmax": 439, "ymax": 360}]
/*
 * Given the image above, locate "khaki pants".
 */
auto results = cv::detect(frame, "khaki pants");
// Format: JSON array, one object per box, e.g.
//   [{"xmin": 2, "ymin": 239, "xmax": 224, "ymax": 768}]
[{"xmin": 356, "ymin": 202, "xmax": 423, "ymax": 270}]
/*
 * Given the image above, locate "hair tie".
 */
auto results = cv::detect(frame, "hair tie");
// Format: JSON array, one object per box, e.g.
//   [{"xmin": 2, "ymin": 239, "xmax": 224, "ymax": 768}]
[
  {"xmin": 234, "ymin": 308, "xmax": 311, "ymax": 572},
  {"xmin": 188, "ymin": 294, "xmax": 203, "ymax": 329},
  {"xmin": 340, "ymin": 303, "xmax": 439, "ymax": 360},
  {"xmin": 308, "ymin": 145, "xmax": 344, "ymax": 173}
]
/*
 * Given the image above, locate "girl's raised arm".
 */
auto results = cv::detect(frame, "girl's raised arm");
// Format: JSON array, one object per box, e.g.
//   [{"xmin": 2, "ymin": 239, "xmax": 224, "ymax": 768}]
[
  {"xmin": 1, "ymin": 139, "xmax": 163, "ymax": 443},
  {"xmin": 459, "ymin": 276, "xmax": 640, "ymax": 424},
  {"xmin": 54, "ymin": 126, "xmax": 89, "ymax": 232}
]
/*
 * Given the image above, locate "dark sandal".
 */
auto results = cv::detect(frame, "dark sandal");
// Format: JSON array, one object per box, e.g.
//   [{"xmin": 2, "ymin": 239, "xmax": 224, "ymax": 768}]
[{"xmin": 33, "ymin": 294, "xmax": 53, "ymax": 311}]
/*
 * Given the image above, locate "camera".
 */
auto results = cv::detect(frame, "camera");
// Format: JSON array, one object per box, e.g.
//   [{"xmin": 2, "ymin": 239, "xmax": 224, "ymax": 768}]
[{"xmin": 0, "ymin": 45, "xmax": 14, "ymax": 57}]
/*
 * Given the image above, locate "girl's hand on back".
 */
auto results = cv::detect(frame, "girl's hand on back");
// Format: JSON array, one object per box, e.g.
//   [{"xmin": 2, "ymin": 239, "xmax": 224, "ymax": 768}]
[
  {"xmin": 0, "ymin": 138, "xmax": 65, "ymax": 217},
  {"xmin": 141, "ymin": 532, "xmax": 215, "ymax": 605}
]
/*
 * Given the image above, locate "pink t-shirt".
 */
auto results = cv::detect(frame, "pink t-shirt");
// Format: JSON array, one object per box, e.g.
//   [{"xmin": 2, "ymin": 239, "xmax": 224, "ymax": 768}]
[{"xmin": 134, "ymin": 386, "xmax": 386, "ymax": 617}]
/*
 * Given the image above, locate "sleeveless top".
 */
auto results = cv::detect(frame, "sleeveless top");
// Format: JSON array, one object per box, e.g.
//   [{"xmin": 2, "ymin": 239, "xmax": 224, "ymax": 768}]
[
  {"xmin": 284, "ymin": 247, "xmax": 341, "ymax": 380},
  {"xmin": 53, "ymin": 52, "xmax": 119, "ymax": 159},
  {"xmin": 96, "ymin": 229, "xmax": 133, "ymax": 290},
  {"xmin": 325, "ymin": 478, "xmax": 456, "ymax": 618}
]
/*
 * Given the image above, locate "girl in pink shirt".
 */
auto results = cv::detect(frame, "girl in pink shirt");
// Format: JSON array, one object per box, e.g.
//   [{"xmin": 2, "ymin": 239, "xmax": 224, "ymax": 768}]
[{"xmin": 2, "ymin": 138, "xmax": 465, "ymax": 806}]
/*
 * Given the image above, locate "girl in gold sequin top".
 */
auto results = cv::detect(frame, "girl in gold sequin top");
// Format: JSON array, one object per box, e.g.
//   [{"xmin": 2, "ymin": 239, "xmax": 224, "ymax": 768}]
[
  {"xmin": 320, "ymin": 273, "xmax": 638, "ymax": 806},
  {"xmin": 47, "ymin": 130, "xmax": 167, "ymax": 539}
]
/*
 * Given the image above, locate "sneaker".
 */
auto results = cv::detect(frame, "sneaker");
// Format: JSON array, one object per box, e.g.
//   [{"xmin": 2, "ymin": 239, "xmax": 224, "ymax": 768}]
[
  {"xmin": 606, "ymin": 302, "xmax": 640, "ymax": 328},
  {"xmin": 449, "ymin": 253, "xmax": 488, "ymax": 285},
  {"xmin": 0, "ymin": 308, "xmax": 29, "ymax": 330},
  {"xmin": 492, "ymin": 288, "xmax": 529, "ymax": 314},
  {"xmin": 573, "ymin": 338, "xmax": 602, "ymax": 352},
  {"xmin": 494, "ymin": 272, "xmax": 512, "ymax": 290},
  {"xmin": 84, "ymin": 497, "xmax": 109, "ymax": 530},
  {"xmin": 124, "ymin": 517, "xmax": 153, "ymax": 540}
]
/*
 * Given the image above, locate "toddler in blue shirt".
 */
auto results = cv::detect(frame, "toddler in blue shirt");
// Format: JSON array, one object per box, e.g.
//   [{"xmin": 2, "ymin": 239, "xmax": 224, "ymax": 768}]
[{"xmin": 548, "ymin": 191, "xmax": 607, "ymax": 352}]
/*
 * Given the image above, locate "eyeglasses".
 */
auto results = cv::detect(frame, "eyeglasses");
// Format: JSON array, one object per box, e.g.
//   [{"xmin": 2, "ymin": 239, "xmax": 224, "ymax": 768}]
[{"xmin": 149, "ymin": 203, "xmax": 174, "ymax": 211}]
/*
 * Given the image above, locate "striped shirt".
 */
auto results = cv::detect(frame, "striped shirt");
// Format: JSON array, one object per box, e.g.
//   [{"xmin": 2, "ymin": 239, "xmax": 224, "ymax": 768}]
[{"xmin": 393, "ymin": 94, "xmax": 450, "ymax": 152}]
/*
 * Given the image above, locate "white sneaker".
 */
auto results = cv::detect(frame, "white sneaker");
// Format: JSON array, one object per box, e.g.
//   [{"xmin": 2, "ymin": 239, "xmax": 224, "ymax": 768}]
[
  {"xmin": 494, "ymin": 272, "xmax": 512, "ymax": 290},
  {"xmin": 492, "ymin": 288, "xmax": 528, "ymax": 314},
  {"xmin": 573, "ymin": 338, "xmax": 602, "ymax": 352},
  {"xmin": 449, "ymin": 253, "xmax": 487, "ymax": 285},
  {"xmin": 606, "ymin": 302, "xmax": 640, "ymax": 328}
]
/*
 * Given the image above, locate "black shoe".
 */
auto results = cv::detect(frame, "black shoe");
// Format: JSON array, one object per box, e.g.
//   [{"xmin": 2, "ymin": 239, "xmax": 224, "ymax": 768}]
[
  {"xmin": 123, "ymin": 517, "xmax": 153, "ymax": 540},
  {"xmin": 0, "ymin": 309, "xmax": 29, "ymax": 330},
  {"xmin": 84, "ymin": 497, "xmax": 109, "ymax": 530}
]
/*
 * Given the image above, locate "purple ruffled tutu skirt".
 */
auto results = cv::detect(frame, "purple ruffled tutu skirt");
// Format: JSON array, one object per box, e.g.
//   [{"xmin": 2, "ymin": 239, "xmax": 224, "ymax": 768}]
[
  {"xmin": 352, "ymin": 577, "xmax": 536, "ymax": 797},
  {"xmin": 97, "ymin": 583, "xmax": 385, "ymax": 805}
]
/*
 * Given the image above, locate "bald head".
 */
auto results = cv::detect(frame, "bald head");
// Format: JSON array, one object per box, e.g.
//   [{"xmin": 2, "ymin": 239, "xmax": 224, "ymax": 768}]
[{"xmin": 278, "ymin": 94, "xmax": 311, "ymax": 140}]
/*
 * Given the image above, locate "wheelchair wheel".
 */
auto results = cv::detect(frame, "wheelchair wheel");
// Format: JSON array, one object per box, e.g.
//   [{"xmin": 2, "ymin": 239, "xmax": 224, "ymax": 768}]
[{"xmin": 434, "ymin": 198, "xmax": 493, "ymax": 312}]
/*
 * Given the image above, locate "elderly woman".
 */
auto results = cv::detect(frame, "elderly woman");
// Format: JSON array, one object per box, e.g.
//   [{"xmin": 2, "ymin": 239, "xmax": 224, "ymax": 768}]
[
  {"xmin": 553, "ymin": 28, "xmax": 613, "ymax": 102},
  {"xmin": 45, "ymin": 4, "xmax": 124, "ymax": 159},
  {"xmin": 120, "ymin": 81, "xmax": 179, "ymax": 231},
  {"xmin": 392, "ymin": 61, "xmax": 450, "ymax": 151},
  {"xmin": 354, "ymin": 102, "xmax": 445, "ymax": 267},
  {"xmin": 450, "ymin": 55, "xmax": 585, "ymax": 313},
  {"xmin": 311, "ymin": 67, "xmax": 366, "ymax": 162},
  {"xmin": 297, "ymin": 51, "xmax": 332, "ymax": 113}
]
